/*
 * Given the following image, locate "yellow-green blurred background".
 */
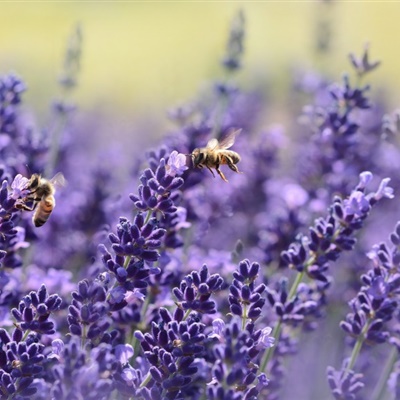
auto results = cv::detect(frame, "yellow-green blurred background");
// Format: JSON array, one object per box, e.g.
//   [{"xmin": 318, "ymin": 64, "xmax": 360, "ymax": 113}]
[{"xmin": 1, "ymin": 1, "xmax": 399, "ymax": 135}]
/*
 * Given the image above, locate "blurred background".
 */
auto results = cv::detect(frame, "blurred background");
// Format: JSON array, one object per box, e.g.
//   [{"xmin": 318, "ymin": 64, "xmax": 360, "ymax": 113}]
[{"xmin": 1, "ymin": 1, "xmax": 400, "ymax": 148}]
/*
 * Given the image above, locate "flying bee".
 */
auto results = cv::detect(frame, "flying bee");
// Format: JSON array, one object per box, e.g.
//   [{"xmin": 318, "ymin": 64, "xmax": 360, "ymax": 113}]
[
  {"xmin": 16, "ymin": 172, "xmax": 66, "ymax": 227},
  {"xmin": 191, "ymin": 129, "xmax": 242, "ymax": 182}
]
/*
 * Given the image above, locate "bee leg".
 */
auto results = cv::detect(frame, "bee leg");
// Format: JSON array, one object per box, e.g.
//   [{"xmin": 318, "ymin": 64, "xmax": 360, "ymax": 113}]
[
  {"xmin": 206, "ymin": 166, "xmax": 216, "ymax": 178},
  {"xmin": 215, "ymin": 165, "xmax": 228, "ymax": 182},
  {"xmin": 226, "ymin": 156, "xmax": 241, "ymax": 174},
  {"xmin": 15, "ymin": 203, "xmax": 35, "ymax": 211},
  {"xmin": 15, "ymin": 198, "xmax": 38, "ymax": 212}
]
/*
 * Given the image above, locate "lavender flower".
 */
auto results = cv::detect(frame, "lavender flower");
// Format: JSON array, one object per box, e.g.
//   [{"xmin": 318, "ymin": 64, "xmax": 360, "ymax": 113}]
[
  {"xmin": 166, "ymin": 151, "xmax": 188, "ymax": 177},
  {"xmin": 327, "ymin": 360, "xmax": 364, "ymax": 400},
  {"xmin": 0, "ymin": 74, "xmax": 26, "ymax": 139},
  {"xmin": 58, "ymin": 23, "xmax": 82, "ymax": 90},
  {"xmin": 327, "ymin": 221, "xmax": 400, "ymax": 399},
  {"xmin": 207, "ymin": 319, "xmax": 273, "ymax": 399},
  {"xmin": 134, "ymin": 307, "xmax": 206, "ymax": 399},
  {"xmin": 349, "ymin": 43, "xmax": 381, "ymax": 78},
  {"xmin": 67, "ymin": 279, "xmax": 113, "ymax": 344},
  {"xmin": 11, "ymin": 284, "xmax": 62, "ymax": 335},
  {"xmin": 229, "ymin": 260, "xmax": 266, "ymax": 324},
  {"xmin": 221, "ymin": 9, "xmax": 245, "ymax": 71},
  {"xmin": 173, "ymin": 265, "xmax": 224, "ymax": 315},
  {"xmin": 50, "ymin": 340, "xmax": 114, "ymax": 400},
  {"xmin": 129, "ymin": 158, "xmax": 184, "ymax": 216},
  {"xmin": 265, "ymin": 278, "xmax": 319, "ymax": 326},
  {"xmin": 1, "ymin": 10, "xmax": 400, "ymax": 400},
  {"xmin": 0, "ymin": 318, "xmax": 47, "ymax": 398},
  {"xmin": 281, "ymin": 172, "xmax": 393, "ymax": 281},
  {"xmin": 388, "ymin": 361, "xmax": 400, "ymax": 400},
  {"xmin": 258, "ymin": 172, "xmax": 394, "ymax": 398},
  {"xmin": 10, "ymin": 175, "xmax": 29, "ymax": 200},
  {"xmin": 106, "ymin": 215, "xmax": 165, "ymax": 262}
]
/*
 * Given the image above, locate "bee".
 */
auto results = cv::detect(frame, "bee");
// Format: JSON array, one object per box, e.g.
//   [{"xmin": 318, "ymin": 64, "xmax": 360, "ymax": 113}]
[
  {"xmin": 191, "ymin": 129, "xmax": 242, "ymax": 182},
  {"xmin": 16, "ymin": 173, "xmax": 66, "ymax": 227}
]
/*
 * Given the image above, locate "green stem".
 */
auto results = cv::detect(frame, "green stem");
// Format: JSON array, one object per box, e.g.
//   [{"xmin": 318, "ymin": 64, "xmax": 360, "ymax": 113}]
[
  {"xmin": 139, "ymin": 371, "xmax": 152, "ymax": 389},
  {"xmin": 370, "ymin": 347, "xmax": 398, "ymax": 400},
  {"xmin": 242, "ymin": 303, "xmax": 247, "ymax": 330},
  {"xmin": 124, "ymin": 255, "xmax": 132, "ymax": 268},
  {"xmin": 132, "ymin": 335, "xmax": 141, "ymax": 359},
  {"xmin": 183, "ymin": 309, "xmax": 191, "ymax": 321},
  {"xmin": 259, "ymin": 270, "xmax": 305, "ymax": 373},
  {"xmin": 259, "ymin": 319, "xmax": 282, "ymax": 373},
  {"xmin": 140, "ymin": 292, "xmax": 152, "ymax": 321},
  {"xmin": 132, "ymin": 292, "xmax": 152, "ymax": 356},
  {"xmin": 144, "ymin": 209, "xmax": 153, "ymax": 225},
  {"xmin": 81, "ymin": 324, "xmax": 87, "ymax": 349},
  {"xmin": 288, "ymin": 270, "xmax": 305, "ymax": 299},
  {"xmin": 21, "ymin": 329, "xmax": 30, "ymax": 342},
  {"xmin": 346, "ymin": 320, "xmax": 371, "ymax": 372}
]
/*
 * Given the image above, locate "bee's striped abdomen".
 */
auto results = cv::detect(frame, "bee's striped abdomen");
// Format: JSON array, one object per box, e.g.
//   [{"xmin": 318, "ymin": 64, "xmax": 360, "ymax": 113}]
[{"xmin": 32, "ymin": 196, "xmax": 55, "ymax": 227}]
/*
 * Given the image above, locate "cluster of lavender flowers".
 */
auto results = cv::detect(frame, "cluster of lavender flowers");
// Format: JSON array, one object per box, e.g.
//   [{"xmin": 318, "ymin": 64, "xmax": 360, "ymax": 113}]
[{"xmin": 1, "ymin": 8, "xmax": 400, "ymax": 400}]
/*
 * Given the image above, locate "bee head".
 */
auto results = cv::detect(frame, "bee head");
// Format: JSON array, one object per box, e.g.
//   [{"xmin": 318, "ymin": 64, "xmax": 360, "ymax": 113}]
[
  {"xmin": 28, "ymin": 174, "xmax": 41, "ymax": 190},
  {"xmin": 191, "ymin": 149, "xmax": 205, "ymax": 167}
]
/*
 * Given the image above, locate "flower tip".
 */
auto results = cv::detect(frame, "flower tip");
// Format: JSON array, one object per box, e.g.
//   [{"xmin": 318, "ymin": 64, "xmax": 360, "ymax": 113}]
[
  {"xmin": 375, "ymin": 177, "xmax": 394, "ymax": 200},
  {"xmin": 115, "ymin": 343, "xmax": 134, "ymax": 364},
  {"xmin": 358, "ymin": 171, "xmax": 373, "ymax": 188},
  {"xmin": 166, "ymin": 150, "xmax": 189, "ymax": 177},
  {"xmin": 359, "ymin": 170, "xmax": 373, "ymax": 180}
]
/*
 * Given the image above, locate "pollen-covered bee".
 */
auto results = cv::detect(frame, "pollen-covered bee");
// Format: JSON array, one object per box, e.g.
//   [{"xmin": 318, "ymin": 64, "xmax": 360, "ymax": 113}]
[
  {"xmin": 191, "ymin": 129, "xmax": 242, "ymax": 182},
  {"xmin": 16, "ymin": 173, "xmax": 66, "ymax": 227}
]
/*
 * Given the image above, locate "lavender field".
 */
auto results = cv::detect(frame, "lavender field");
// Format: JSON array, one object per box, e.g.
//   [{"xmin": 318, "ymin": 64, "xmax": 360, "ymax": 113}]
[{"xmin": 1, "ymin": 5, "xmax": 400, "ymax": 400}]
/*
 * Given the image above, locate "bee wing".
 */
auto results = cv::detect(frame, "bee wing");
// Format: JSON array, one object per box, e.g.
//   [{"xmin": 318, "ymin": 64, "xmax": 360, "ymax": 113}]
[
  {"xmin": 50, "ymin": 172, "xmax": 67, "ymax": 189},
  {"xmin": 218, "ymin": 128, "xmax": 242, "ymax": 149},
  {"xmin": 206, "ymin": 138, "xmax": 220, "ymax": 150}
]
